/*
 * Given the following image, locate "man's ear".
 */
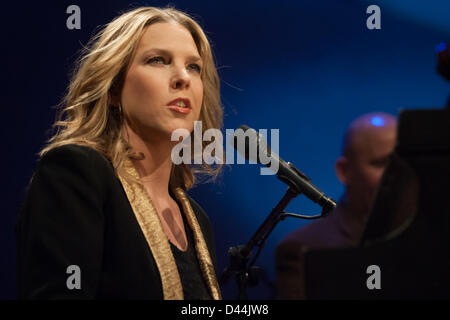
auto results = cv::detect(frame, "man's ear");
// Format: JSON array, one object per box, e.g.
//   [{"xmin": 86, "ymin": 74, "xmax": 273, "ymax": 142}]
[{"xmin": 335, "ymin": 156, "xmax": 348, "ymax": 185}]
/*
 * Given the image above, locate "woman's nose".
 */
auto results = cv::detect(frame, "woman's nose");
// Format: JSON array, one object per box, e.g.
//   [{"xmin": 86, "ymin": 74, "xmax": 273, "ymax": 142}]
[{"xmin": 170, "ymin": 65, "xmax": 190, "ymax": 90}]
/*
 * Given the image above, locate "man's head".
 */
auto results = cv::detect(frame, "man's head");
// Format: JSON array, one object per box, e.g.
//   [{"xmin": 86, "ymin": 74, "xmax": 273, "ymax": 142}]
[{"xmin": 335, "ymin": 112, "xmax": 397, "ymax": 213}]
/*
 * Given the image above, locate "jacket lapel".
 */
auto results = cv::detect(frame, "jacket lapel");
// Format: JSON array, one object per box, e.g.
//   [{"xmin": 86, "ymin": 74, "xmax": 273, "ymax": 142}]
[{"xmin": 118, "ymin": 158, "xmax": 222, "ymax": 300}]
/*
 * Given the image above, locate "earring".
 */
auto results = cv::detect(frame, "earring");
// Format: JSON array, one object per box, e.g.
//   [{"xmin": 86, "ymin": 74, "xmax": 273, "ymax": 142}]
[{"xmin": 117, "ymin": 103, "xmax": 124, "ymax": 119}]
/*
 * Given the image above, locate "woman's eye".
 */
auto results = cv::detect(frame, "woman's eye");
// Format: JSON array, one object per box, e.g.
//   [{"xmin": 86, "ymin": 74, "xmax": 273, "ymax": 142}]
[
  {"xmin": 147, "ymin": 56, "xmax": 165, "ymax": 64},
  {"xmin": 188, "ymin": 63, "xmax": 202, "ymax": 72}
]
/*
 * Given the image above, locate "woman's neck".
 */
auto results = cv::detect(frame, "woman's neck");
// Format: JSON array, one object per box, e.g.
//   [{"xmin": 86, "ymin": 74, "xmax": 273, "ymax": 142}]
[{"xmin": 122, "ymin": 123, "xmax": 174, "ymax": 201}]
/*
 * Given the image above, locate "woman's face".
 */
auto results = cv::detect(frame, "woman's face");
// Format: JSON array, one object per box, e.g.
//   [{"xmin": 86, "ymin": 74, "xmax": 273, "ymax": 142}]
[{"xmin": 121, "ymin": 22, "xmax": 203, "ymax": 142}]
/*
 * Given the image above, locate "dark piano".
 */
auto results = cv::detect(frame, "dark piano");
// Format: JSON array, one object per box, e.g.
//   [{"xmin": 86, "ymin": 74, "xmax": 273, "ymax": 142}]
[{"xmin": 305, "ymin": 109, "xmax": 450, "ymax": 299}]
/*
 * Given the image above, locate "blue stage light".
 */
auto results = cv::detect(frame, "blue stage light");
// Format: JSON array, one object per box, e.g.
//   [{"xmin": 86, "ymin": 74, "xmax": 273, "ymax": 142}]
[
  {"xmin": 435, "ymin": 42, "xmax": 447, "ymax": 53},
  {"xmin": 371, "ymin": 116, "xmax": 385, "ymax": 126}
]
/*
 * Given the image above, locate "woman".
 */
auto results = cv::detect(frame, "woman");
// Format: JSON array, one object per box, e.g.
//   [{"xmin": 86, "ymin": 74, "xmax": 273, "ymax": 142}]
[{"xmin": 17, "ymin": 6, "xmax": 223, "ymax": 300}]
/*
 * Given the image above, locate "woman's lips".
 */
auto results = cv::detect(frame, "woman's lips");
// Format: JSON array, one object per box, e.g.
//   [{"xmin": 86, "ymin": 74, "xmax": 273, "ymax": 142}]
[{"xmin": 168, "ymin": 105, "xmax": 191, "ymax": 114}]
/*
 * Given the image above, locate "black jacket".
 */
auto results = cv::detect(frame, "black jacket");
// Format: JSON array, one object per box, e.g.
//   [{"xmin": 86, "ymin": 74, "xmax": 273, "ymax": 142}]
[{"xmin": 16, "ymin": 144, "xmax": 217, "ymax": 299}]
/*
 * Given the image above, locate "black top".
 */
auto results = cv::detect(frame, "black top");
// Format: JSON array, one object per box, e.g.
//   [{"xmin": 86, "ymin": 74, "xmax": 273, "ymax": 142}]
[
  {"xmin": 16, "ymin": 144, "xmax": 218, "ymax": 299},
  {"xmin": 169, "ymin": 208, "xmax": 212, "ymax": 300}
]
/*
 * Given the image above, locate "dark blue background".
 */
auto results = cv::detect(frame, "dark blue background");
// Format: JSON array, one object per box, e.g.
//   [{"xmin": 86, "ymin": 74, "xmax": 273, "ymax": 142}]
[{"xmin": 2, "ymin": 0, "xmax": 449, "ymax": 299}]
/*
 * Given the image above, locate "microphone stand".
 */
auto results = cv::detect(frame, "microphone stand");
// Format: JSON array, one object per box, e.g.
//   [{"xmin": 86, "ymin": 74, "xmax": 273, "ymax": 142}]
[{"xmin": 219, "ymin": 186, "xmax": 335, "ymax": 300}]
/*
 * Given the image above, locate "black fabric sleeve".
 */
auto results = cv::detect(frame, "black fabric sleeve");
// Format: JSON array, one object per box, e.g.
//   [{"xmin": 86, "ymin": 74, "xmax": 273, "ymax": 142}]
[{"xmin": 17, "ymin": 145, "xmax": 106, "ymax": 299}]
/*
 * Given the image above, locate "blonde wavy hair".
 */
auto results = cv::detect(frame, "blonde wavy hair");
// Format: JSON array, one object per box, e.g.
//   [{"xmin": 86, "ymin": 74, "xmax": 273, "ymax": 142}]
[{"xmin": 40, "ymin": 6, "xmax": 224, "ymax": 190}]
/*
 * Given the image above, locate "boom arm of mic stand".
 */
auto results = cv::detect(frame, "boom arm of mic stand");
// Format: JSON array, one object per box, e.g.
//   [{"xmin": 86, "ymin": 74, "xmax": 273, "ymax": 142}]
[
  {"xmin": 240, "ymin": 187, "xmax": 300, "ymax": 258},
  {"xmin": 219, "ymin": 187, "xmax": 299, "ymax": 299},
  {"xmin": 219, "ymin": 186, "xmax": 336, "ymax": 299}
]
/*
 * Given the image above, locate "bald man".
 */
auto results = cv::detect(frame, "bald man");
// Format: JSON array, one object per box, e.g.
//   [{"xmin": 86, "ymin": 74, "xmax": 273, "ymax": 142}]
[{"xmin": 275, "ymin": 112, "xmax": 397, "ymax": 300}]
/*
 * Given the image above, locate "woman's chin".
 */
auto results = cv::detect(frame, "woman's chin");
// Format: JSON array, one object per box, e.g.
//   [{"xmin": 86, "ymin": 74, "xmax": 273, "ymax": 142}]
[
  {"xmin": 134, "ymin": 120, "xmax": 196, "ymax": 143},
  {"xmin": 166, "ymin": 120, "xmax": 196, "ymax": 135}
]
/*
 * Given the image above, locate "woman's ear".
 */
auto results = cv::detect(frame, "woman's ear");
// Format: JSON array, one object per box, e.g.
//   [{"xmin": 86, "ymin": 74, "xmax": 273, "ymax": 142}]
[{"xmin": 335, "ymin": 156, "xmax": 348, "ymax": 185}]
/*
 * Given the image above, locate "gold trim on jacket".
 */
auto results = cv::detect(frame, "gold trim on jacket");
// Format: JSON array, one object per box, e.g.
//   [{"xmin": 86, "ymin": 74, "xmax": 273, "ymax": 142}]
[{"xmin": 118, "ymin": 158, "xmax": 221, "ymax": 300}]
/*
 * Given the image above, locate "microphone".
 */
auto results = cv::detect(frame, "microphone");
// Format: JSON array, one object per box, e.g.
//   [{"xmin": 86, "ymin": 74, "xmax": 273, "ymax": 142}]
[{"xmin": 232, "ymin": 125, "xmax": 337, "ymax": 210}]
